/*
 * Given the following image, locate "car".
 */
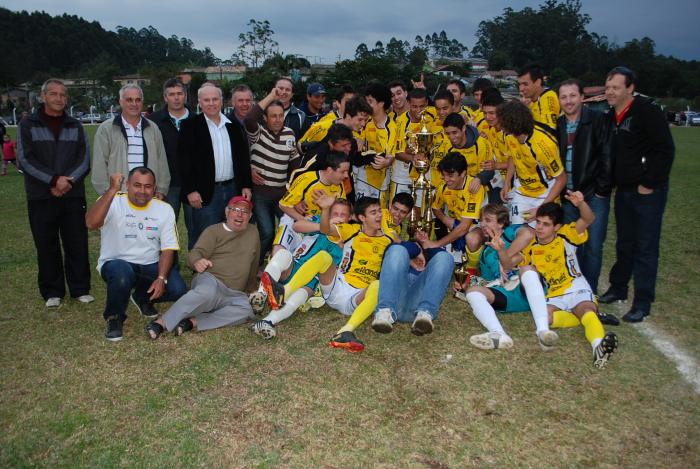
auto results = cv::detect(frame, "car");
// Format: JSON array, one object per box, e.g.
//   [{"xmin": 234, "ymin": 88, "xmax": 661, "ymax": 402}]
[
  {"xmin": 687, "ymin": 112, "xmax": 700, "ymax": 126},
  {"xmin": 79, "ymin": 113, "xmax": 102, "ymax": 123}
]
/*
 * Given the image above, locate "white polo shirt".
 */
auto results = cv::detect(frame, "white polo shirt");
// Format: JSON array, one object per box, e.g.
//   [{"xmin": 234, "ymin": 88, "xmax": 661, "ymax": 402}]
[
  {"xmin": 204, "ymin": 113, "xmax": 234, "ymax": 182},
  {"xmin": 96, "ymin": 193, "xmax": 179, "ymax": 272}
]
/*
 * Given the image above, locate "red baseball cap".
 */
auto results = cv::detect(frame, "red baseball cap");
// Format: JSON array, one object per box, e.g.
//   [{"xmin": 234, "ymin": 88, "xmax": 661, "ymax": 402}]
[{"xmin": 227, "ymin": 195, "xmax": 252, "ymax": 210}]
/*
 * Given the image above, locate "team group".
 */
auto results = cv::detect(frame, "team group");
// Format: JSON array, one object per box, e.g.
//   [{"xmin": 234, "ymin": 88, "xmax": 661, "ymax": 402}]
[{"xmin": 17, "ymin": 64, "xmax": 674, "ymax": 368}]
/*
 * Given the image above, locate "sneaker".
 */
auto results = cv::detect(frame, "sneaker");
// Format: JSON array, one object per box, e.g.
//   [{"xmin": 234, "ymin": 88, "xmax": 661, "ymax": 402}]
[
  {"xmin": 250, "ymin": 320, "xmax": 276, "ymax": 339},
  {"xmin": 598, "ymin": 289, "xmax": 627, "ymax": 304},
  {"xmin": 45, "ymin": 297, "xmax": 61, "ymax": 308},
  {"xmin": 371, "ymin": 308, "xmax": 394, "ymax": 334},
  {"xmin": 537, "ymin": 330, "xmax": 559, "ymax": 351},
  {"xmin": 328, "ymin": 331, "xmax": 365, "ymax": 353},
  {"xmin": 130, "ymin": 294, "xmax": 158, "ymax": 318},
  {"xmin": 593, "ymin": 332, "xmax": 618, "ymax": 368},
  {"xmin": 307, "ymin": 295, "xmax": 326, "ymax": 309},
  {"xmin": 105, "ymin": 316, "xmax": 123, "ymax": 342},
  {"xmin": 249, "ymin": 291, "xmax": 267, "ymax": 314},
  {"xmin": 411, "ymin": 311, "xmax": 434, "ymax": 336},
  {"xmin": 260, "ymin": 272, "xmax": 285, "ymax": 310},
  {"xmin": 77, "ymin": 294, "xmax": 95, "ymax": 304},
  {"xmin": 470, "ymin": 332, "xmax": 514, "ymax": 350}
]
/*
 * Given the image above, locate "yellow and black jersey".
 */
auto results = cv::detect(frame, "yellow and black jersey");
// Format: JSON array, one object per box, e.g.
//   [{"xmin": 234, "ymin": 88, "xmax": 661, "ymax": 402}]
[
  {"xmin": 355, "ymin": 115, "xmax": 398, "ymax": 190},
  {"xmin": 381, "ymin": 208, "xmax": 402, "ymax": 241},
  {"xmin": 529, "ymin": 88, "xmax": 560, "ymax": 134},
  {"xmin": 279, "ymin": 170, "xmax": 346, "ymax": 216},
  {"xmin": 425, "ymin": 123, "xmax": 451, "ymax": 187},
  {"xmin": 520, "ymin": 223, "xmax": 588, "ymax": 298},
  {"xmin": 318, "ymin": 110, "xmax": 340, "ymax": 125},
  {"xmin": 483, "ymin": 125, "xmax": 509, "ymax": 177},
  {"xmin": 448, "ymin": 135, "xmax": 493, "ymax": 180},
  {"xmin": 432, "ymin": 176, "xmax": 486, "ymax": 221},
  {"xmin": 506, "ymin": 127, "xmax": 562, "ymax": 198},
  {"xmin": 299, "ymin": 117, "xmax": 335, "ymax": 146},
  {"xmin": 392, "ymin": 110, "xmax": 438, "ymax": 184},
  {"xmin": 336, "ymin": 223, "xmax": 394, "ymax": 289}
]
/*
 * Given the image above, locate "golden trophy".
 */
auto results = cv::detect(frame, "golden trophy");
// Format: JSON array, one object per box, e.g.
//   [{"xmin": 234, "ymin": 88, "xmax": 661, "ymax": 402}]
[{"xmin": 405, "ymin": 113, "xmax": 443, "ymax": 238}]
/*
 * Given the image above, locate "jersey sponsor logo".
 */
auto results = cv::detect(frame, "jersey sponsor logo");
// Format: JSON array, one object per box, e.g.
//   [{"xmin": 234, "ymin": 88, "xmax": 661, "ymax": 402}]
[
  {"xmin": 467, "ymin": 203, "xmax": 476, "ymax": 212},
  {"xmin": 146, "ymin": 226, "xmax": 158, "ymax": 231},
  {"xmin": 550, "ymin": 160, "xmax": 560, "ymax": 172},
  {"xmin": 354, "ymin": 266, "xmax": 380, "ymax": 278},
  {"xmin": 285, "ymin": 139, "xmax": 295, "ymax": 149}
]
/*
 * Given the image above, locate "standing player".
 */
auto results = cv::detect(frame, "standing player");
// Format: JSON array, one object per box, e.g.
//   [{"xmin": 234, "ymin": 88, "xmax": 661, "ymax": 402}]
[
  {"xmin": 478, "ymin": 88, "xmax": 509, "ymax": 203},
  {"xmin": 517, "ymin": 64, "xmax": 560, "ymax": 134}
]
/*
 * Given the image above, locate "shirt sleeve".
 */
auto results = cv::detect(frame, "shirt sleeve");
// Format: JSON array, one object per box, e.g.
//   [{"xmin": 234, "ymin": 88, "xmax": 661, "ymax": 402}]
[
  {"xmin": 279, "ymin": 172, "xmax": 310, "ymax": 208},
  {"xmin": 537, "ymin": 138, "xmax": 564, "ymax": 178},
  {"xmin": 459, "ymin": 183, "xmax": 485, "ymax": 220},
  {"xmin": 559, "ymin": 222, "xmax": 588, "ymax": 245},
  {"xmin": 336, "ymin": 223, "xmax": 361, "ymax": 242},
  {"xmin": 159, "ymin": 205, "xmax": 180, "ymax": 251}
]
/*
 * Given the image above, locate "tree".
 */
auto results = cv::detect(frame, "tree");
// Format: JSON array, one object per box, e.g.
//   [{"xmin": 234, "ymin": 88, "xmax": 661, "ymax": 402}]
[{"xmin": 233, "ymin": 19, "xmax": 279, "ymax": 68}]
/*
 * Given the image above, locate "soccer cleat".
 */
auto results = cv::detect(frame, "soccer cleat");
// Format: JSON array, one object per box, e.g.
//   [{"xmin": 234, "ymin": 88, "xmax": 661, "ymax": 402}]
[
  {"xmin": 537, "ymin": 330, "xmax": 559, "ymax": 351},
  {"xmin": 105, "ymin": 315, "xmax": 123, "ymax": 342},
  {"xmin": 593, "ymin": 332, "xmax": 618, "ymax": 368},
  {"xmin": 249, "ymin": 291, "xmax": 267, "ymax": 314},
  {"xmin": 130, "ymin": 294, "xmax": 158, "ymax": 318},
  {"xmin": 371, "ymin": 308, "xmax": 394, "ymax": 334},
  {"xmin": 260, "ymin": 272, "xmax": 285, "ymax": 310},
  {"xmin": 470, "ymin": 332, "xmax": 514, "ymax": 350},
  {"xmin": 411, "ymin": 311, "xmax": 434, "ymax": 336},
  {"xmin": 598, "ymin": 289, "xmax": 627, "ymax": 304},
  {"xmin": 597, "ymin": 311, "xmax": 620, "ymax": 326},
  {"xmin": 328, "ymin": 331, "xmax": 365, "ymax": 353},
  {"xmin": 250, "ymin": 320, "xmax": 277, "ymax": 340},
  {"xmin": 45, "ymin": 297, "xmax": 61, "ymax": 308}
]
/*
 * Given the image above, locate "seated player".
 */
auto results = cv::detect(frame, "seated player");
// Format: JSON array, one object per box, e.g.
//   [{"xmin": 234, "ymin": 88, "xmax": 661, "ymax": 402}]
[
  {"xmin": 381, "ymin": 191, "xmax": 414, "ymax": 241},
  {"xmin": 521, "ymin": 196, "xmax": 618, "ymax": 368},
  {"xmin": 250, "ymin": 197, "xmax": 352, "ymax": 339},
  {"xmin": 420, "ymin": 152, "xmax": 486, "ymax": 271},
  {"xmin": 262, "ymin": 196, "xmax": 394, "ymax": 353},
  {"xmin": 458, "ymin": 204, "xmax": 559, "ymax": 350}
]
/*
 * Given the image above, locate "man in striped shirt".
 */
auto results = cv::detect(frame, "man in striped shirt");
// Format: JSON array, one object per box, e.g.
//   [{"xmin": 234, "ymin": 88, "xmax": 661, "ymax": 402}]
[{"xmin": 245, "ymin": 87, "xmax": 300, "ymax": 263}]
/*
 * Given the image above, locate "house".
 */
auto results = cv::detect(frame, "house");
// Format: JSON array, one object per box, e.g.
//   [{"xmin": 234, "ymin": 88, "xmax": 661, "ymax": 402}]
[
  {"xmin": 178, "ymin": 65, "xmax": 247, "ymax": 84},
  {"xmin": 113, "ymin": 75, "xmax": 151, "ymax": 87}
]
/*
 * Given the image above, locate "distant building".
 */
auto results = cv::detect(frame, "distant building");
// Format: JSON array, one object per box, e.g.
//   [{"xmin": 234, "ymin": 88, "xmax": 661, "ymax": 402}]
[
  {"xmin": 178, "ymin": 65, "xmax": 247, "ymax": 84},
  {"xmin": 113, "ymin": 75, "xmax": 152, "ymax": 87}
]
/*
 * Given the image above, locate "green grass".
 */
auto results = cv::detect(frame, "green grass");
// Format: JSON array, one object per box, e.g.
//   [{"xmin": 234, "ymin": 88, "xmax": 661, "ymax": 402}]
[{"xmin": 1, "ymin": 126, "xmax": 699, "ymax": 467}]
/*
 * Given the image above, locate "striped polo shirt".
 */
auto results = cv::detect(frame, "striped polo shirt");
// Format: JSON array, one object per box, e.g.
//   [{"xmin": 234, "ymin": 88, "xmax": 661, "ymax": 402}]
[
  {"xmin": 247, "ymin": 124, "xmax": 299, "ymax": 190},
  {"xmin": 121, "ymin": 116, "xmax": 144, "ymax": 171}
]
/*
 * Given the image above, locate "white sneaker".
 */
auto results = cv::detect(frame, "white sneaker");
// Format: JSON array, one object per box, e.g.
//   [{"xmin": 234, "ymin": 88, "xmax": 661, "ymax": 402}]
[
  {"xmin": 250, "ymin": 320, "xmax": 276, "ymax": 339},
  {"xmin": 371, "ymin": 308, "xmax": 394, "ymax": 334},
  {"xmin": 249, "ymin": 291, "xmax": 267, "ymax": 314},
  {"xmin": 470, "ymin": 331, "xmax": 514, "ymax": 350},
  {"xmin": 411, "ymin": 311, "xmax": 434, "ymax": 336},
  {"xmin": 45, "ymin": 297, "xmax": 61, "ymax": 308},
  {"xmin": 537, "ymin": 330, "xmax": 559, "ymax": 351},
  {"xmin": 77, "ymin": 294, "xmax": 95, "ymax": 304}
]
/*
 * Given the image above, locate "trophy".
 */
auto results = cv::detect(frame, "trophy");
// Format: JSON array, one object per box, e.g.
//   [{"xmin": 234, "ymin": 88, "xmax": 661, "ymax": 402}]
[{"xmin": 405, "ymin": 112, "xmax": 443, "ymax": 238}]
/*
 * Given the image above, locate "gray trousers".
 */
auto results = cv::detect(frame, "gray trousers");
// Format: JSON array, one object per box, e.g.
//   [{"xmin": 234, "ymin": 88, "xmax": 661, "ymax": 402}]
[{"xmin": 162, "ymin": 272, "xmax": 254, "ymax": 332}]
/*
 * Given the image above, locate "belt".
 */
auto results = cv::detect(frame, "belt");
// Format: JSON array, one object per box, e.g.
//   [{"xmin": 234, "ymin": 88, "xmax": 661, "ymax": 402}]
[{"xmin": 214, "ymin": 179, "xmax": 234, "ymax": 186}]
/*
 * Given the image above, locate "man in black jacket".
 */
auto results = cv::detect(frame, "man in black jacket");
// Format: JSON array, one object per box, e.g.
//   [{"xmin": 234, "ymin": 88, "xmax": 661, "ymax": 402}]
[
  {"xmin": 178, "ymin": 83, "xmax": 252, "ymax": 249},
  {"xmin": 17, "ymin": 78, "xmax": 93, "ymax": 308},
  {"xmin": 598, "ymin": 67, "xmax": 675, "ymax": 323}
]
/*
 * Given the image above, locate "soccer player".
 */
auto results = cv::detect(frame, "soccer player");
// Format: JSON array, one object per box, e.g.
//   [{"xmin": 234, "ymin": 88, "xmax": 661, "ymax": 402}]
[
  {"xmin": 354, "ymin": 82, "xmax": 396, "ymax": 200},
  {"xmin": 388, "ymin": 80, "xmax": 410, "ymax": 118},
  {"xmin": 250, "ymin": 197, "xmax": 352, "ymax": 339},
  {"xmin": 319, "ymin": 85, "xmax": 356, "ymax": 124},
  {"xmin": 381, "ymin": 192, "xmax": 414, "ymax": 241},
  {"xmin": 517, "ymin": 64, "xmax": 560, "ymax": 134},
  {"xmin": 460, "ymin": 204, "xmax": 558, "ymax": 350},
  {"xmin": 446, "ymin": 78, "xmax": 472, "ymax": 122},
  {"xmin": 521, "ymin": 197, "xmax": 618, "ymax": 368},
  {"xmin": 442, "ymin": 113, "xmax": 493, "ymax": 189},
  {"xmin": 298, "ymin": 96, "xmax": 372, "ymax": 150},
  {"xmin": 497, "ymin": 100, "xmax": 566, "ymax": 226},
  {"xmin": 478, "ymin": 88, "xmax": 509, "ymax": 203},
  {"xmin": 262, "ymin": 196, "xmax": 395, "ymax": 352},
  {"xmin": 429, "ymin": 90, "xmax": 458, "ymax": 188},
  {"xmin": 469, "ymin": 78, "xmax": 494, "ymax": 127}
]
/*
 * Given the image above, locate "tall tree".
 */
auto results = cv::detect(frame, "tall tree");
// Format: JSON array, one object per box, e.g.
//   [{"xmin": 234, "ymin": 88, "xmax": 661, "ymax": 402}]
[{"xmin": 233, "ymin": 19, "xmax": 279, "ymax": 68}]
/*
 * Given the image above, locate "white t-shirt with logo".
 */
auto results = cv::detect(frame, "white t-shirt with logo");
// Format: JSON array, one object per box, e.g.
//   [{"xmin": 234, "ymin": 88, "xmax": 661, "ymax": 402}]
[{"xmin": 96, "ymin": 193, "xmax": 179, "ymax": 271}]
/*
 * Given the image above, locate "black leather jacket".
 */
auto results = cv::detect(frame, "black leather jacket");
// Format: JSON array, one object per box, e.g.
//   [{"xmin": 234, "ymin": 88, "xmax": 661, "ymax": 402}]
[{"xmin": 556, "ymin": 106, "xmax": 613, "ymax": 198}]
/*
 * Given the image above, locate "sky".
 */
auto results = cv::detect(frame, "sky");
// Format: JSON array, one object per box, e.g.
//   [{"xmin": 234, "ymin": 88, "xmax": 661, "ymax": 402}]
[{"xmin": 3, "ymin": 0, "xmax": 699, "ymax": 62}]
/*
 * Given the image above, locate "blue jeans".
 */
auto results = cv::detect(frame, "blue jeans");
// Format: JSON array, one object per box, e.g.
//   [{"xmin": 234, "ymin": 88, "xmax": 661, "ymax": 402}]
[
  {"xmin": 100, "ymin": 260, "xmax": 187, "ymax": 320},
  {"xmin": 252, "ymin": 191, "xmax": 283, "ymax": 264},
  {"xmin": 188, "ymin": 181, "xmax": 237, "ymax": 249},
  {"xmin": 562, "ymin": 194, "xmax": 611, "ymax": 293},
  {"xmin": 608, "ymin": 185, "xmax": 669, "ymax": 312},
  {"xmin": 375, "ymin": 245, "xmax": 454, "ymax": 322}
]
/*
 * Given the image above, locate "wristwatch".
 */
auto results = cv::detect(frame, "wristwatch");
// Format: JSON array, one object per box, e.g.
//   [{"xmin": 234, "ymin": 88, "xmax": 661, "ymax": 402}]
[{"xmin": 157, "ymin": 275, "xmax": 168, "ymax": 285}]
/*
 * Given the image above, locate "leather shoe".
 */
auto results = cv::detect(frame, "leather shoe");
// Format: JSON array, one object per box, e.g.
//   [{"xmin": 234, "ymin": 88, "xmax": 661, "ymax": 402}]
[
  {"xmin": 597, "ymin": 312, "xmax": 620, "ymax": 326},
  {"xmin": 622, "ymin": 308, "xmax": 650, "ymax": 323},
  {"xmin": 599, "ymin": 289, "xmax": 627, "ymax": 304}
]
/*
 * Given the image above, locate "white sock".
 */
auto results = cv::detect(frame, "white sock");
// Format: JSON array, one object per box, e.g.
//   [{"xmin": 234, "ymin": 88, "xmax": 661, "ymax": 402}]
[
  {"xmin": 263, "ymin": 289, "xmax": 308, "ymax": 325},
  {"xmin": 520, "ymin": 270, "xmax": 550, "ymax": 333},
  {"xmin": 591, "ymin": 338, "xmax": 602, "ymax": 350},
  {"xmin": 259, "ymin": 249, "xmax": 293, "ymax": 292},
  {"xmin": 466, "ymin": 291, "xmax": 505, "ymax": 334}
]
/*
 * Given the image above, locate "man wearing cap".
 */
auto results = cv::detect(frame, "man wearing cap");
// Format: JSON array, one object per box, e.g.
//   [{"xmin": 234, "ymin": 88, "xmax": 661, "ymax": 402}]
[
  {"xmin": 300, "ymin": 82, "xmax": 327, "ymax": 137},
  {"xmin": 144, "ymin": 195, "xmax": 260, "ymax": 338}
]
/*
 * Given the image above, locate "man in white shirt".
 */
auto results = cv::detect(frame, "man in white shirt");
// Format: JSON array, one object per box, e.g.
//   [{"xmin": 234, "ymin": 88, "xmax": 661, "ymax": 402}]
[
  {"xmin": 86, "ymin": 167, "xmax": 187, "ymax": 342},
  {"xmin": 178, "ymin": 83, "xmax": 252, "ymax": 248}
]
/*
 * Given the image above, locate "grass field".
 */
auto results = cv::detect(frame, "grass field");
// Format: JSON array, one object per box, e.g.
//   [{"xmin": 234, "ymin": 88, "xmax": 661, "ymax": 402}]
[{"xmin": 1, "ymin": 126, "xmax": 699, "ymax": 468}]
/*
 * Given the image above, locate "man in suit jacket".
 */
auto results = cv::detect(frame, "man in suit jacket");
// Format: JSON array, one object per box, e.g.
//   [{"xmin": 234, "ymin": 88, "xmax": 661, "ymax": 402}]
[{"xmin": 179, "ymin": 83, "xmax": 252, "ymax": 249}]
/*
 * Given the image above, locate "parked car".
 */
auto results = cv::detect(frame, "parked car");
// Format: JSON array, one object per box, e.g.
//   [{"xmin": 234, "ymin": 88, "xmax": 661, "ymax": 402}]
[
  {"xmin": 79, "ymin": 113, "xmax": 102, "ymax": 123},
  {"xmin": 688, "ymin": 112, "xmax": 700, "ymax": 126}
]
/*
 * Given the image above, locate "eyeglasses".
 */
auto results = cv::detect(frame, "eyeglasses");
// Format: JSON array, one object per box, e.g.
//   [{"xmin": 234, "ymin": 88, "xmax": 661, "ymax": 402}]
[{"xmin": 226, "ymin": 206, "xmax": 250, "ymax": 215}]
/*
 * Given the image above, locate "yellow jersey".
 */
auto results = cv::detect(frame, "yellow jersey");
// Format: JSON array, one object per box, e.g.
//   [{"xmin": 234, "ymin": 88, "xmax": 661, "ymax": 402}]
[
  {"xmin": 529, "ymin": 89, "xmax": 560, "ymax": 133},
  {"xmin": 355, "ymin": 114, "xmax": 397, "ymax": 190},
  {"xmin": 426, "ymin": 123, "xmax": 452, "ymax": 187},
  {"xmin": 483, "ymin": 125, "xmax": 509, "ymax": 177},
  {"xmin": 520, "ymin": 223, "xmax": 588, "ymax": 298},
  {"xmin": 448, "ymin": 134, "xmax": 493, "ymax": 180},
  {"xmin": 505, "ymin": 127, "xmax": 562, "ymax": 198},
  {"xmin": 392, "ymin": 110, "xmax": 438, "ymax": 184},
  {"xmin": 279, "ymin": 171, "xmax": 346, "ymax": 216},
  {"xmin": 336, "ymin": 223, "xmax": 394, "ymax": 289},
  {"xmin": 381, "ymin": 208, "xmax": 402, "ymax": 241},
  {"xmin": 299, "ymin": 117, "xmax": 335, "ymax": 146},
  {"xmin": 432, "ymin": 176, "xmax": 486, "ymax": 221}
]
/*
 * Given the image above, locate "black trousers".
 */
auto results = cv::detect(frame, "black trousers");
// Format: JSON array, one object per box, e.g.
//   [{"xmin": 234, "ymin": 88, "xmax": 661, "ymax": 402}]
[{"xmin": 28, "ymin": 196, "xmax": 91, "ymax": 300}]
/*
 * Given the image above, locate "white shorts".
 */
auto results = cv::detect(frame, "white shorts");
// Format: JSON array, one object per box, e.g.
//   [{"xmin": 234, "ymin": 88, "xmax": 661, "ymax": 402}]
[
  {"xmin": 321, "ymin": 271, "xmax": 363, "ymax": 316},
  {"xmin": 547, "ymin": 279, "xmax": 595, "ymax": 312},
  {"xmin": 508, "ymin": 190, "xmax": 550, "ymax": 227},
  {"xmin": 354, "ymin": 179, "xmax": 382, "ymax": 200},
  {"xmin": 273, "ymin": 214, "xmax": 303, "ymax": 252}
]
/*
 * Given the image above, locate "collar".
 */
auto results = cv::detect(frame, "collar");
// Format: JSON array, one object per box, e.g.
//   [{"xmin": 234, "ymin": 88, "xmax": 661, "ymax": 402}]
[
  {"xmin": 121, "ymin": 115, "xmax": 142, "ymax": 131},
  {"xmin": 169, "ymin": 108, "xmax": 189, "ymax": 121},
  {"xmin": 615, "ymin": 98, "xmax": 635, "ymax": 125},
  {"xmin": 204, "ymin": 113, "xmax": 231, "ymax": 129}
]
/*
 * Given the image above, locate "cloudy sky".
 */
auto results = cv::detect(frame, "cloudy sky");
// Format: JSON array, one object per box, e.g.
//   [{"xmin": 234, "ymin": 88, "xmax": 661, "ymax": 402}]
[{"xmin": 4, "ymin": 0, "xmax": 698, "ymax": 62}]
